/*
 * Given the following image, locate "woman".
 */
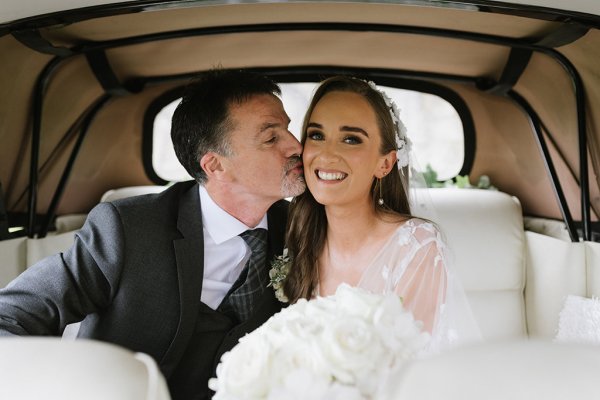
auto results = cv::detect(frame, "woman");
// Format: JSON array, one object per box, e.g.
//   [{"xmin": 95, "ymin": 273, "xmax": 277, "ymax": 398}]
[{"xmin": 284, "ymin": 76, "xmax": 480, "ymax": 349}]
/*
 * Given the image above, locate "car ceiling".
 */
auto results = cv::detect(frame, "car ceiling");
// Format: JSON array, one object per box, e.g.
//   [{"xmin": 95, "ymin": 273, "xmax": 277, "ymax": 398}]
[{"xmin": 0, "ymin": 0, "xmax": 599, "ymax": 240}]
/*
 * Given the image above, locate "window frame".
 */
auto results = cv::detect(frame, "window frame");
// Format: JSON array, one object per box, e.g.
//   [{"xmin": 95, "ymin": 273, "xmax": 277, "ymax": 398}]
[{"xmin": 142, "ymin": 71, "xmax": 475, "ymax": 185}]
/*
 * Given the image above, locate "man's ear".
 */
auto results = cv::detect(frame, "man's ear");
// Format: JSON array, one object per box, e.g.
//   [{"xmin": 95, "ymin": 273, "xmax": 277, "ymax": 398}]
[
  {"xmin": 200, "ymin": 152, "xmax": 228, "ymax": 181},
  {"xmin": 376, "ymin": 150, "xmax": 397, "ymax": 178}
]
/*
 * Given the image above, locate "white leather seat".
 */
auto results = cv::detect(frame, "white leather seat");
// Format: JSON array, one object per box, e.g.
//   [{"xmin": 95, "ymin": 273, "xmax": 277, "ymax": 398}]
[
  {"xmin": 388, "ymin": 339, "xmax": 600, "ymax": 400},
  {"xmin": 0, "ymin": 338, "xmax": 171, "ymax": 400},
  {"xmin": 0, "ymin": 236, "xmax": 27, "ymax": 288},
  {"xmin": 409, "ymin": 188, "xmax": 597, "ymax": 341},
  {"xmin": 414, "ymin": 188, "xmax": 527, "ymax": 340},
  {"xmin": 101, "ymin": 185, "xmax": 167, "ymax": 202}
]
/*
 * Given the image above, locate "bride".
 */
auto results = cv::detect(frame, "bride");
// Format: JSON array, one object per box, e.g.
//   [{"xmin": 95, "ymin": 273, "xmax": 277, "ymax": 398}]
[{"xmin": 283, "ymin": 76, "xmax": 481, "ymax": 350}]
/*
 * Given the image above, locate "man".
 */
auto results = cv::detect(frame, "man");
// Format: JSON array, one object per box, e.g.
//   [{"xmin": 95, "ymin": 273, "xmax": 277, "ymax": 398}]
[{"xmin": 0, "ymin": 69, "xmax": 305, "ymax": 399}]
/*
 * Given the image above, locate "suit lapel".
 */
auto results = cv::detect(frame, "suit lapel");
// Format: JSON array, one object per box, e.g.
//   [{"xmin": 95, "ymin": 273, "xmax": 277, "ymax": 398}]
[
  {"xmin": 159, "ymin": 194, "xmax": 289, "ymax": 375},
  {"xmin": 160, "ymin": 183, "xmax": 205, "ymax": 376}
]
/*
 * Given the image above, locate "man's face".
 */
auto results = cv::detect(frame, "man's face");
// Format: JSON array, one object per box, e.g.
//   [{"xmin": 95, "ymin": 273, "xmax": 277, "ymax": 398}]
[{"xmin": 222, "ymin": 94, "xmax": 305, "ymax": 204}]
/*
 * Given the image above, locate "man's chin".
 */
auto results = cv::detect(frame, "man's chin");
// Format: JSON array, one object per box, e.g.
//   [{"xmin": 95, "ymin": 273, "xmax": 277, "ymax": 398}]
[{"xmin": 282, "ymin": 176, "xmax": 306, "ymax": 198}]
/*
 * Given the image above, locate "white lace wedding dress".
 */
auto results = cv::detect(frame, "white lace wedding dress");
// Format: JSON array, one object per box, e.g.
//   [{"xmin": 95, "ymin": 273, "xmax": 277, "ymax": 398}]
[{"xmin": 357, "ymin": 218, "xmax": 482, "ymax": 353}]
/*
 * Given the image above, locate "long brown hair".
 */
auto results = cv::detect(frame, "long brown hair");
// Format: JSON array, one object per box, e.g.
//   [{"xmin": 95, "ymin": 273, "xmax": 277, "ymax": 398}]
[{"xmin": 284, "ymin": 76, "xmax": 412, "ymax": 302}]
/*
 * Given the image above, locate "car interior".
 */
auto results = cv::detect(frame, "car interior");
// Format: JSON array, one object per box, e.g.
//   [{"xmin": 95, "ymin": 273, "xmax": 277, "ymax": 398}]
[{"xmin": 1, "ymin": 1, "xmax": 600, "ymax": 398}]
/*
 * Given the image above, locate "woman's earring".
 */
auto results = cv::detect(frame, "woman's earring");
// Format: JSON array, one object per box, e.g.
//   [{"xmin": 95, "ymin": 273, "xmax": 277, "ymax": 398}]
[{"xmin": 378, "ymin": 173, "xmax": 386, "ymax": 206}]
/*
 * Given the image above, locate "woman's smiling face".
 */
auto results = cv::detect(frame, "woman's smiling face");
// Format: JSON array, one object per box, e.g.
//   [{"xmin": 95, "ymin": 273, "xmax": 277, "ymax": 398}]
[{"xmin": 302, "ymin": 90, "xmax": 389, "ymax": 207}]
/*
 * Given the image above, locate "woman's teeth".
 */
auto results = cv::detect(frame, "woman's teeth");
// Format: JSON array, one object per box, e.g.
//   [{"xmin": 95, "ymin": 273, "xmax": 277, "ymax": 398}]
[{"xmin": 317, "ymin": 170, "xmax": 347, "ymax": 181}]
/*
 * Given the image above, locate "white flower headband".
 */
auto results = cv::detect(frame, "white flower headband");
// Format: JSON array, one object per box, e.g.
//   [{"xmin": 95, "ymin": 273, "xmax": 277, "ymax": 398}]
[{"xmin": 366, "ymin": 81, "xmax": 412, "ymax": 169}]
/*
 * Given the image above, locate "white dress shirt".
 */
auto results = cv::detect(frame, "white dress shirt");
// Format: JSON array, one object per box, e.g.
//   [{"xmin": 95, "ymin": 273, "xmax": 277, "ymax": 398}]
[{"xmin": 198, "ymin": 185, "xmax": 268, "ymax": 310}]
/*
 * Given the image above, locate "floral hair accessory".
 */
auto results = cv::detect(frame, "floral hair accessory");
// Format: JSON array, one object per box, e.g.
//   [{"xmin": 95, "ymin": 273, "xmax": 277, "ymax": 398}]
[
  {"xmin": 366, "ymin": 80, "xmax": 412, "ymax": 169},
  {"xmin": 268, "ymin": 248, "xmax": 291, "ymax": 303}
]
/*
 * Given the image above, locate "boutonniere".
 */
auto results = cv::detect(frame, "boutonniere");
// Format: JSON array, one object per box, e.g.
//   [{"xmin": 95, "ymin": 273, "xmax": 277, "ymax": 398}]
[{"xmin": 268, "ymin": 248, "xmax": 291, "ymax": 303}]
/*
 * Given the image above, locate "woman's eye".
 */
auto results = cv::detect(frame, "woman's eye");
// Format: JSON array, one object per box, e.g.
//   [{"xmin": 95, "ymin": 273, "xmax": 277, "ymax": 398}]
[
  {"xmin": 307, "ymin": 131, "xmax": 324, "ymax": 141},
  {"xmin": 343, "ymin": 135, "xmax": 362, "ymax": 145}
]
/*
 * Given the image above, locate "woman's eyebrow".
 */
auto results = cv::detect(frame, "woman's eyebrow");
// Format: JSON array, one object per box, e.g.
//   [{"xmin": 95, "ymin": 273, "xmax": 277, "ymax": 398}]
[
  {"xmin": 341, "ymin": 125, "xmax": 369, "ymax": 137},
  {"xmin": 307, "ymin": 122, "xmax": 369, "ymax": 137}
]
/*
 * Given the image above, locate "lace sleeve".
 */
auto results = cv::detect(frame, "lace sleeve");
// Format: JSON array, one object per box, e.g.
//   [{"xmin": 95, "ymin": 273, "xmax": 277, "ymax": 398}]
[
  {"xmin": 359, "ymin": 219, "xmax": 481, "ymax": 350},
  {"xmin": 390, "ymin": 221, "xmax": 447, "ymax": 333}
]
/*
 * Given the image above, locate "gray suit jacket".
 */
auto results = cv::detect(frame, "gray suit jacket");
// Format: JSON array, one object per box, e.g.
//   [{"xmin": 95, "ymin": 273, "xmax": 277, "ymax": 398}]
[{"xmin": 0, "ymin": 181, "xmax": 287, "ymax": 378}]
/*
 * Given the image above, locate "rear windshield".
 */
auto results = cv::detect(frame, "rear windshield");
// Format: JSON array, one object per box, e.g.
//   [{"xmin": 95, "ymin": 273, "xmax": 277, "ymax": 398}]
[{"xmin": 150, "ymin": 83, "xmax": 465, "ymax": 183}]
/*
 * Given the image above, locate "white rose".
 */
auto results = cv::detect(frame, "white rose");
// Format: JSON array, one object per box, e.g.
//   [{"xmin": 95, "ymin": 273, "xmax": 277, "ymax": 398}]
[
  {"xmin": 327, "ymin": 381, "xmax": 367, "ymax": 400},
  {"xmin": 256, "ymin": 302, "xmax": 334, "ymax": 380},
  {"xmin": 318, "ymin": 316, "xmax": 386, "ymax": 388},
  {"xmin": 268, "ymin": 368, "xmax": 334, "ymax": 400},
  {"xmin": 333, "ymin": 284, "xmax": 382, "ymax": 319},
  {"xmin": 372, "ymin": 294, "xmax": 430, "ymax": 360},
  {"xmin": 269, "ymin": 298, "xmax": 308, "ymax": 323},
  {"xmin": 261, "ymin": 300, "xmax": 324, "ymax": 348},
  {"xmin": 260, "ymin": 299, "xmax": 306, "ymax": 330},
  {"xmin": 271, "ymin": 334, "xmax": 331, "ymax": 382},
  {"xmin": 269, "ymin": 369, "xmax": 366, "ymax": 400},
  {"xmin": 210, "ymin": 333, "xmax": 273, "ymax": 399},
  {"xmin": 211, "ymin": 284, "xmax": 428, "ymax": 400}
]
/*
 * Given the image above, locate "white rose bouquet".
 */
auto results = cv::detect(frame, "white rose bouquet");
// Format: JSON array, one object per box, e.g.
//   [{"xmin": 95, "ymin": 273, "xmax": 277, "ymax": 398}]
[{"xmin": 209, "ymin": 284, "xmax": 430, "ymax": 399}]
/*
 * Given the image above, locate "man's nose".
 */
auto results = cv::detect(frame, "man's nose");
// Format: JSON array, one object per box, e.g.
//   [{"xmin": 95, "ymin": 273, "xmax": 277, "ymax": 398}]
[{"xmin": 283, "ymin": 131, "xmax": 302, "ymax": 156}]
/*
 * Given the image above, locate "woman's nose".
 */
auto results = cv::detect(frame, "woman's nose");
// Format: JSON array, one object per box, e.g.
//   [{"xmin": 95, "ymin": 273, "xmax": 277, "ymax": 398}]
[{"xmin": 315, "ymin": 141, "xmax": 341, "ymax": 162}]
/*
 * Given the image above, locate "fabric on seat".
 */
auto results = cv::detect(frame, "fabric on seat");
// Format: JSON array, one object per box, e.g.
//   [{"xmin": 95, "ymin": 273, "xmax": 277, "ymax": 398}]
[
  {"xmin": 0, "ymin": 338, "xmax": 171, "ymax": 400},
  {"xmin": 386, "ymin": 339, "xmax": 600, "ymax": 400},
  {"xmin": 413, "ymin": 188, "xmax": 527, "ymax": 340},
  {"xmin": 555, "ymin": 295, "xmax": 600, "ymax": 345}
]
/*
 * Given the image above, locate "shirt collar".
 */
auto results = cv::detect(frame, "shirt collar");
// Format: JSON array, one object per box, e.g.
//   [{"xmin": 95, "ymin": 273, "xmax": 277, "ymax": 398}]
[{"xmin": 199, "ymin": 185, "xmax": 268, "ymax": 245}]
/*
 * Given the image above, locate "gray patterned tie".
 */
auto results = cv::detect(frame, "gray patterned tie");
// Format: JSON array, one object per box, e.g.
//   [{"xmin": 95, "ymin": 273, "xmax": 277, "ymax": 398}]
[{"xmin": 218, "ymin": 228, "xmax": 268, "ymax": 322}]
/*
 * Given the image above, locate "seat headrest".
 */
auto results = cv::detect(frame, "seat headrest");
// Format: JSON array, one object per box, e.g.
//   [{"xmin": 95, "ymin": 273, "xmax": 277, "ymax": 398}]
[
  {"xmin": 101, "ymin": 185, "xmax": 167, "ymax": 202},
  {"xmin": 388, "ymin": 339, "xmax": 600, "ymax": 400},
  {"xmin": 0, "ymin": 338, "xmax": 171, "ymax": 400},
  {"xmin": 412, "ymin": 188, "xmax": 525, "ymax": 291}
]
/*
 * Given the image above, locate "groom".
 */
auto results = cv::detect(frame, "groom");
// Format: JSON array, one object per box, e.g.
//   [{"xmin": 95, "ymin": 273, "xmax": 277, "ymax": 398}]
[{"xmin": 0, "ymin": 69, "xmax": 305, "ymax": 399}]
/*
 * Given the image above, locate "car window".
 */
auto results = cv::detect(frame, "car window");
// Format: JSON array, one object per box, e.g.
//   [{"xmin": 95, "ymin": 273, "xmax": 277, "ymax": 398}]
[{"xmin": 151, "ymin": 83, "xmax": 464, "ymax": 182}]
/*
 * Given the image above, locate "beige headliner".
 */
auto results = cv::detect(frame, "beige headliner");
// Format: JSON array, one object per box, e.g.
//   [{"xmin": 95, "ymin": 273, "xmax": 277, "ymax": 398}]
[{"xmin": 1, "ymin": 1, "xmax": 599, "ymax": 223}]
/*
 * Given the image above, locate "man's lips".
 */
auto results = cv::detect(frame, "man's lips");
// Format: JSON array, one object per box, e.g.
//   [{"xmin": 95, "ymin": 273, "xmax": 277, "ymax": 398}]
[{"xmin": 287, "ymin": 162, "xmax": 303, "ymax": 174}]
